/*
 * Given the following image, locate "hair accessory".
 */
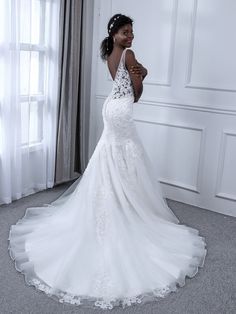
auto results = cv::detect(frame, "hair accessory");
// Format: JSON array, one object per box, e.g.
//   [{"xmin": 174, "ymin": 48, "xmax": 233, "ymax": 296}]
[{"xmin": 108, "ymin": 15, "xmax": 121, "ymax": 34}]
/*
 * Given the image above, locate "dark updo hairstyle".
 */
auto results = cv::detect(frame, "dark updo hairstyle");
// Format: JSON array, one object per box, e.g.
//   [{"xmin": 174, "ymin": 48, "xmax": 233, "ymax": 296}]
[{"xmin": 100, "ymin": 13, "xmax": 133, "ymax": 61}]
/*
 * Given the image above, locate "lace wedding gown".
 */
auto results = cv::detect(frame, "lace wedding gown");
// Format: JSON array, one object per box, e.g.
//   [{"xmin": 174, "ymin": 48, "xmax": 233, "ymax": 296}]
[{"xmin": 9, "ymin": 48, "xmax": 207, "ymax": 310}]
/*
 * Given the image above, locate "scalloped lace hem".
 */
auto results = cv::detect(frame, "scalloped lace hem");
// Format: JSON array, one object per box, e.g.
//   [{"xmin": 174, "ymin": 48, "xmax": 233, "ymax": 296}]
[
  {"xmin": 28, "ymin": 277, "xmax": 177, "ymax": 310},
  {"xmin": 8, "ymin": 238, "xmax": 207, "ymax": 310}
]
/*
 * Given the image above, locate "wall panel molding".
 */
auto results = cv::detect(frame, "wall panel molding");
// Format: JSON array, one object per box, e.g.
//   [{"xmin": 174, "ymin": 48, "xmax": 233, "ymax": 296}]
[
  {"xmin": 185, "ymin": 0, "xmax": 198, "ymax": 88},
  {"xmin": 185, "ymin": 0, "xmax": 236, "ymax": 92},
  {"xmin": 158, "ymin": 178, "xmax": 200, "ymax": 193},
  {"xmin": 134, "ymin": 118, "xmax": 205, "ymax": 193},
  {"xmin": 144, "ymin": 0, "xmax": 178, "ymax": 86},
  {"xmin": 96, "ymin": 94, "xmax": 236, "ymax": 116},
  {"xmin": 215, "ymin": 131, "xmax": 236, "ymax": 202}
]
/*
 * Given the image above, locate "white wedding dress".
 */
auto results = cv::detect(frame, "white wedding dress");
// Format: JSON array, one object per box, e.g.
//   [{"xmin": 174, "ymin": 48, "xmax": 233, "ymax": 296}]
[{"xmin": 9, "ymin": 48, "xmax": 207, "ymax": 310}]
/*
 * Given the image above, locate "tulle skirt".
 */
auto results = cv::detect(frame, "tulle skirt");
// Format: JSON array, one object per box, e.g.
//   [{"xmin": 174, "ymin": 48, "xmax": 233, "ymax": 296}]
[{"xmin": 9, "ymin": 96, "xmax": 207, "ymax": 310}]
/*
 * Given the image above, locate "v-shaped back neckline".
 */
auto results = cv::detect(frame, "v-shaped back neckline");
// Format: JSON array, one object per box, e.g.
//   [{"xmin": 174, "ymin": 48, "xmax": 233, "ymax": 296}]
[{"xmin": 109, "ymin": 48, "xmax": 127, "ymax": 82}]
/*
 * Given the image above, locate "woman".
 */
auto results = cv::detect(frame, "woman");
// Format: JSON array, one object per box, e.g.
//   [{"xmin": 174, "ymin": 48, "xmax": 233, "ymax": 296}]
[{"xmin": 9, "ymin": 14, "xmax": 207, "ymax": 310}]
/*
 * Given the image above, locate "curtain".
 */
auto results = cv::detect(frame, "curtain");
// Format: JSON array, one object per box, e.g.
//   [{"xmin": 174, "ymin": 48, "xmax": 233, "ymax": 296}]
[
  {"xmin": 75, "ymin": 0, "xmax": 94, "ymax": 173},
  {"xmin": 0, "ymin": 0, "xmax": 60, "ymax": 204},
  {"xmin": 54, "ymin": 0, "xmax": 83, "ymax": 184}
]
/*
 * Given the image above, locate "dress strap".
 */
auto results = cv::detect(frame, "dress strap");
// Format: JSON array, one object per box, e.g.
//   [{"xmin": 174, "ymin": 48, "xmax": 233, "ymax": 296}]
[
  {"xmin": 113, "ymin": 49, "xmax": 127, "ymax": 81},
  {"xmin": 121, "ymin": 48, "xmax": 128, "ymax": 67}
]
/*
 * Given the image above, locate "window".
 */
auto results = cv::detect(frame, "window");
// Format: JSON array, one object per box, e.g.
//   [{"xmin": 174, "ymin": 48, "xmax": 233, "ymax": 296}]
[
  {"xmin": 19, "ymin": 0, "xmax": 47, "ymax": 148},
  {"xmin": 0, "ymin": 0, "xmax": 60, "ymax": 203}
]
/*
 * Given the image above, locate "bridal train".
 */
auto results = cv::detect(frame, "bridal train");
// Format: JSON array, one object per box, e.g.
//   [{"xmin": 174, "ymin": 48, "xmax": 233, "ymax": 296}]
[{"xmin": 9, "ymin": 48, "xmax": 206, "ymax": 310}]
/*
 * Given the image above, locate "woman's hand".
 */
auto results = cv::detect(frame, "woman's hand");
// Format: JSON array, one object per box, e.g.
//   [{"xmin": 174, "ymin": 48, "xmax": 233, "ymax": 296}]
[
  {"xmin": 130, "ymin": 62, "xmax": 148, "ymax": 80},
  {"xmin": 125, "ymin": 50, "xmax": 145, "ymax": 102}
]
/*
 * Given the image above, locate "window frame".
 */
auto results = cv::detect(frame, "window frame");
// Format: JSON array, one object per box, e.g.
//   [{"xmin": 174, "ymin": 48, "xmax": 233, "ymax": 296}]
[{"xmin": 18, "ymin": 0, "xmax": 48, "ymax": 151}]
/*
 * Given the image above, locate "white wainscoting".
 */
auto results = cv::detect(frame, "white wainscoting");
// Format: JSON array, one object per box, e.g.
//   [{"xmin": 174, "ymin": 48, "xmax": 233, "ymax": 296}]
[
  {"xmin": 89, "ymin": 0, "xmax": 236, "ymax": 217},
  {"xmin": 215, "ymin": 131, "xmax": 236, "ymax": 201}
]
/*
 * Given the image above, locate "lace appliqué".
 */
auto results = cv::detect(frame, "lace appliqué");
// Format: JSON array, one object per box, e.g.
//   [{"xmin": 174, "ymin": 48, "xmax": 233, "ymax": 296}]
[
  {"xmin": 111, "ymin": 65, "xmax": 133, "ymax": 99},
  {"xmin": 30, "ymin": 278, "xmax": 174, "ymax": 310},
  {"xmin": 31, "ymin": 278, "xmax": 52, "ymax": 295},
  {"xmin": 92, "ymin": 266, "xmax": 115, "ymax": 309},
  {"xmin": 93, "ymin": 148, "xmax": 115, "ymax": 245},
  {"xmin": 124, "ymin": 138, "xmax": 144, "ymax": 159},
  {"xmin": 113, "ymin": 139, "xmax": 144, "ymax": 192},
  {"xmin": 110, "ymin": 49, "xmax": 134, "ymax": 100},
  {"xmin": 94, "ymin": 185, "xmax": 113, "ymax": 244}
]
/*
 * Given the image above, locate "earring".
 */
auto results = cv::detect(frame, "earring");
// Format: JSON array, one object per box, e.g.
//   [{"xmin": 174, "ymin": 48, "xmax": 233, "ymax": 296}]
[{"xmin": 113, "ymin": 37, "xmax": 116, "ymax": 43}]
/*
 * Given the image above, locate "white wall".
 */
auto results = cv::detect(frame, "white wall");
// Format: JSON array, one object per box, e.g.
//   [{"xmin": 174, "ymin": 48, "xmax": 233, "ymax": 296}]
[{"xmin": 89, "ymin": 0, "xmax": 236, "ymax": 217}]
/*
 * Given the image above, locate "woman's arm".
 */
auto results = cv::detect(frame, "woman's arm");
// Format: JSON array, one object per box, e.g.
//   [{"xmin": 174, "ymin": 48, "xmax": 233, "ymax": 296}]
[
  {"xmin": 137, "ymin": 62, "xmax": 148, "ymax": 80},
  {"xmin": 125, "ymin": 49, "xmax": 143, "ymax": 103},
  {"xmin": 131, "ymin": 62, "xmax": 148, "ymax": 81}
]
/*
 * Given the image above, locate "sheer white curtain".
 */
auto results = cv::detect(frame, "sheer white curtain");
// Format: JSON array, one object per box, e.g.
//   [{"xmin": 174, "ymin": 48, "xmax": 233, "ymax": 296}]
[{"xmin": 0, "ymin": 0, "xmax": 60, "ymax": 204}]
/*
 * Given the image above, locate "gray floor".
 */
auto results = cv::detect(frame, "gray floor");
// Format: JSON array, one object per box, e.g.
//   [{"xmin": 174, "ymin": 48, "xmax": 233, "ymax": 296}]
[{"xmin": 0, "ymin": 183, "xmax": 236, "ymax": 314}]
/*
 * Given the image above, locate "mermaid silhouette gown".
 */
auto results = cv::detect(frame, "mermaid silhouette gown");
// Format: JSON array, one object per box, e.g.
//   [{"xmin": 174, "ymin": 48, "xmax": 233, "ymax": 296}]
[{"xmin": 9, "ymin": 48, "xmax": 207, "ymax": 310}]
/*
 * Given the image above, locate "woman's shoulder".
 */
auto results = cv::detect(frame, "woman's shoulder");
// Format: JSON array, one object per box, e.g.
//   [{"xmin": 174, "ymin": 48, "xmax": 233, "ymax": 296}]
[
  {"xmin": 125, "ymin": 48, "xmax": 135, "ymax": 57},
  {"xmin": 124, "ymin": 49, "xmax": 137, "ymax": 65}
]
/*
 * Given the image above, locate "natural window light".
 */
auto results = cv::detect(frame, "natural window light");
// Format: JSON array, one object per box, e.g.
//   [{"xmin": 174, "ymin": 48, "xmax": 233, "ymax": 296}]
[
  {"xmin": 19, "ymin": 0, "xmax": 46, "ymax": 147},
  {"xmin": 0, "ymin": 0, "xmax": 60, "ymax": 203}
]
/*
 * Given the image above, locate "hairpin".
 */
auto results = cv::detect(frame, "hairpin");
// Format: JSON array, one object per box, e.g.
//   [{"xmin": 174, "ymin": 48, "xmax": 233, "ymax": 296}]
[{"xmin": 108, "ymin": 15, "xmax": 121, "ymax": 34}]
